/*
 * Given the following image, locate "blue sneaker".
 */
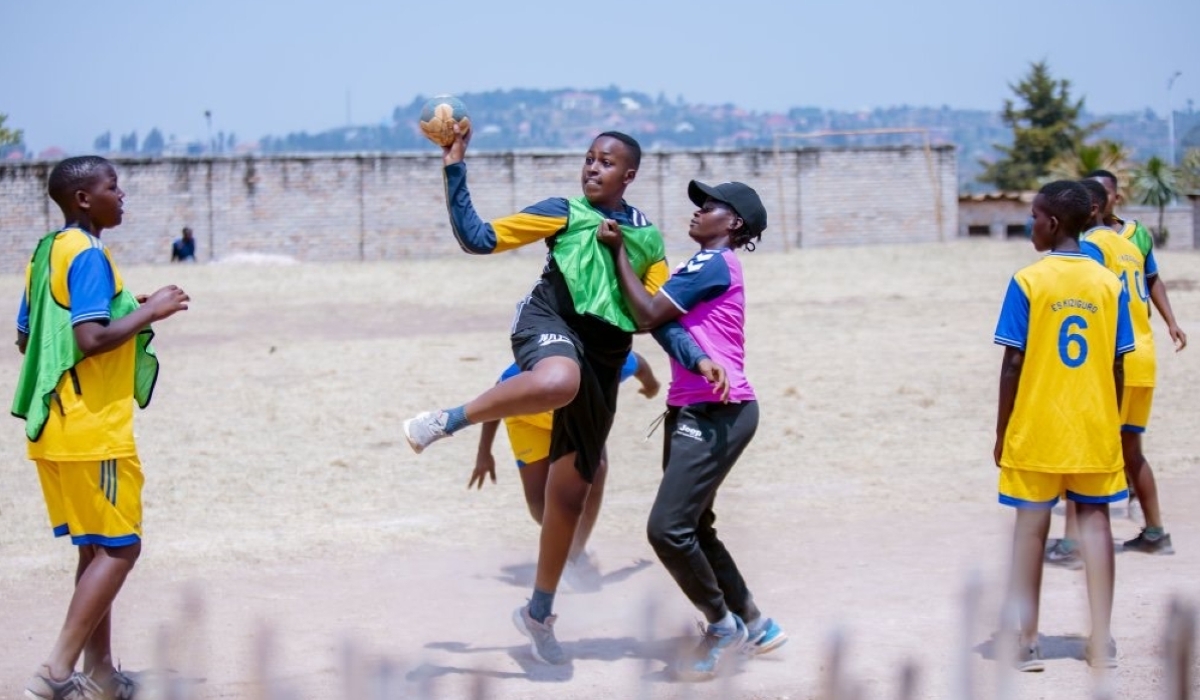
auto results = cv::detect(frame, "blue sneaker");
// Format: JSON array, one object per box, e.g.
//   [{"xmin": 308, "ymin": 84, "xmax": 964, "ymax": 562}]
[
  {"xmin": 673, "ymin": 615, "xmax": 748, "ymax": 682},
  {"xmin": 744, "ymin": 618, "xmax": 788, "ymax": 656}
]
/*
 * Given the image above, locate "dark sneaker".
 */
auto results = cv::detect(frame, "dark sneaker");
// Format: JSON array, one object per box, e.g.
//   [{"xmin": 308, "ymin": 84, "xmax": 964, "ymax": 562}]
[
  {"xmin": 1014, "ymin": 643, "xmax": 1045, "ymax": 672},
  {"xmin": 24, "ymin": 669, "xmax": 104, "ymax": 700},
  {"xmin": 512, "ymin": 605, "xmax": 566, "ymax": 665},
  {"xmin": 674, "ymin": 616, "xmax": 749, "ymax": 682},
  {"xmin": 1123, "ymin": 530, "xmax": 1174, "ymax": 555},
  {"xmin": 402, "ymin": 411, "xmax": 451, "ymax": 454},
  {"xmin": 94, "ymin": 668, "xmax": 138, "ymax": 700},
  {"xmin": 1044, "ymin": 540, "xmax": 1083, "ymax": 570},
  {"xmin": 744, "ymin": 618, "xmax": 788, "ymax": 656},
  {"xmin": 1085, "ymin": 637, "xmax": 1117, "ymax": 669}
]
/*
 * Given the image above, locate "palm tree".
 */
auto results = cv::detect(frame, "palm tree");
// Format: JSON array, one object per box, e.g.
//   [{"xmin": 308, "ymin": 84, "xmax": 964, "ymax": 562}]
[
  {"xmin": 1046, "ymin": 140, "xmax": 1130, "ymax": 184},
  {"xmin": 1129, "ymin": 156, "xmax": 1181, "ymax": 245}
]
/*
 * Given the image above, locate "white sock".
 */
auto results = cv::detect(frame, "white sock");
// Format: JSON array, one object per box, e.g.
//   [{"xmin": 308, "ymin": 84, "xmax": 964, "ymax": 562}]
[
  {"xmin": 744, "ymin": 615, "xmax": 764, "ymax": 635},
  {"xmin": 711, "ymin": 611, "xmax": 736, "ymax": 632}
]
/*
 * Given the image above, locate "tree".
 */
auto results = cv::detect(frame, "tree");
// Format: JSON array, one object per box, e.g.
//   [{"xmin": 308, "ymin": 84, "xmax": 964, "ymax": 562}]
[
  {"xmin": 1129, "ymin": 156, "xmax": 1180, "ymax": 245},
  {"xmin": 0, "ymin": 113, "xmax": 23, "ymax": 148},
  {"xmin": 1046, "ymin": 139, "xmax": 1130, "ymax": 183},
  {"xmin": 1179, "ymin": 148, "xmax": 1200, "ymax": 193},
  {"xmin": 979, "ymin": 61, "xmax": 1102, "ymax": 191}
]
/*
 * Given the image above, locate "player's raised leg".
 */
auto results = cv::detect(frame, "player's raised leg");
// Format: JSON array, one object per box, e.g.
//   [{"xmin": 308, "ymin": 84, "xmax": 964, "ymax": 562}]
[{"xmin": 404, "ymin": 357, "xmax": 580, "ymax": 454}]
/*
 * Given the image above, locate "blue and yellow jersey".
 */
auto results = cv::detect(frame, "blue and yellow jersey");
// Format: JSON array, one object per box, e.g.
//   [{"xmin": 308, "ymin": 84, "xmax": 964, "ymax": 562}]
[
  {"xmin": 994, "ymin": 252, "xmax": 1134, "ymax": 473},
  {"xmin": 499, "ymin": 352, "xmax": 640, "ymax": 431},
  {"xmin": 442, "ymin": 162, "xmax": 669, "ymax": 314},
  {"xmin": 1115, "ymin": 218, "xmax": 1160, "ymax": 290},
  {"xmin": 1115, "ymin": 217, "xmax": 1155, "ymax": 259},
  {"xmin": 1082, "ymin": 227, "xmax": 1155, "ymax": 387},
  {"xmin": 16, "ymin": 228, "xmax": 139, "ymax": 461}
]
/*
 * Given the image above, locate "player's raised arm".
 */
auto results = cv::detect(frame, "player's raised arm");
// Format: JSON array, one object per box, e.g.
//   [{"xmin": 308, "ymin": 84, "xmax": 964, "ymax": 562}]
[{"xmin": 442, "ymin": 161, "xmax": 569, "ymax": 255}]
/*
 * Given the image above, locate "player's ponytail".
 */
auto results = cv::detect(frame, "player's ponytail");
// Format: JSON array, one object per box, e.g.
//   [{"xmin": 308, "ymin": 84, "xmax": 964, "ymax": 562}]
[{"xmin": 731, "ymin": 222, "xmax": 760, "ymax": 252}]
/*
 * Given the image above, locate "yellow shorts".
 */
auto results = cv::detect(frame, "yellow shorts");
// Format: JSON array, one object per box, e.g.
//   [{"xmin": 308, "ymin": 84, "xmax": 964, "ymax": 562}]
[
  {"xmin": 36, "ymin": 456, "xmax": 144, "ymax": 547},
  {"xmin": 503, "ymin": 415, "xmax": 551, "ymax": 468},
  {"xmin": 1120, "ymin": 386, "xmax": 1153, "ymax": 433},
  {"xmin": 998, "ymin": 467, "xmax": 1128, "ymax": 509}
]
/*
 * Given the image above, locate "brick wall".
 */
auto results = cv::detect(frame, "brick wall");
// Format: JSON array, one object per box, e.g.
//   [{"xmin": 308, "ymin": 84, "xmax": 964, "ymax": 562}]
[
  {"xmin": 958, "ymin": 196, "xmax": 1196, "ymax": 249},
  {"xmin": 0, "ymin": 145, "xmax": 958, "ymax": 272}
]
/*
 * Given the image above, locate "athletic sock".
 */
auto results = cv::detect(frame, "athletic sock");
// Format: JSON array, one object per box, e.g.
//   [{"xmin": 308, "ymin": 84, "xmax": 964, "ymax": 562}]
[
  {"xmin": 443, "ymin": 406, "xmax": 470, "ymax": 434},
  {"xmin": 1059, "ymin": 538, "xmax": 1078, "ymax": 552},
  {"xmin": 710, "ymin": 610, "xmax": 736, "ymax": 633},
  {"xmin": 1145, "ymin": 526, "xmax": 1165, "ymax": 538},
  {"xmin": 529, "ymin": 587, "xmax": 555, "ymax": 623},
  {"xmin": 744, "ymin": 615, "xmax": 765, "ymax": 636}
]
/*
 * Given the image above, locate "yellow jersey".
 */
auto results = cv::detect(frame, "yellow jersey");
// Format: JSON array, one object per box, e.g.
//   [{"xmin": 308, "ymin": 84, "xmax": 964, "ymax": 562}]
[
  {"xmin": 18, "ymin": 229, "xmax": 139, "ymax": 461},
  {"xmin": 993, "ymin": 252, "xmax": 1134, "ymax": 473},
  {"xmin": 1081, "ymin": 227, "xmax": 1155, "ymax": 386}
]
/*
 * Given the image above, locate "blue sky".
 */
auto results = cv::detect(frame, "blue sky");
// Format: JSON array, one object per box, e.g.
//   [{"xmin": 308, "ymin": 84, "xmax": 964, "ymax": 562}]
[{"xmin": 3, "ymin": 0, "xmax": 1198, "ymax": 152}]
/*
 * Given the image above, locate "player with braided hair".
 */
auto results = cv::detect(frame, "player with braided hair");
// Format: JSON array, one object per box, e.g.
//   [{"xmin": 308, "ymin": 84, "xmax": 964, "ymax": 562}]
[{"xmin": 598, "ymin": 180, "xmax": 786, "ymax": 681}]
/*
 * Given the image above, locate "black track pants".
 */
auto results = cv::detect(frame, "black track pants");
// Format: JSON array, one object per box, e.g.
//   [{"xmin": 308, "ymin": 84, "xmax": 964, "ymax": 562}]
[{"xmin": 646, "ymin": 400, "xmax": 761, "ymax": 624}]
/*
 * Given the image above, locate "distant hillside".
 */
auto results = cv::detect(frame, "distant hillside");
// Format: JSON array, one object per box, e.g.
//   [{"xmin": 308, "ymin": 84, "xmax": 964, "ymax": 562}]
[{"xmin": 255, "ymin": 87, "xmax": 1200, "ymax": 193}]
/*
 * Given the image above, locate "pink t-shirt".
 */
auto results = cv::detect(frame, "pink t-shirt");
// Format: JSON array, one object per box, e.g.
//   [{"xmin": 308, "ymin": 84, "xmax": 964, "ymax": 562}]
[{"xmin": 659, "ymin": 248, "xmax": 755, "ymax": 406}]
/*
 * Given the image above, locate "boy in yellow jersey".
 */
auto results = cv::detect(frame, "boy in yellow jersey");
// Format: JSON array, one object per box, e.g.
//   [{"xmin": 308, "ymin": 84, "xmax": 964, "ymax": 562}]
[
  {"xmin": 1086, "ymin": 169, "xmax": 1187, "ymax": 353},
  {"xmin": 470, "ymin": 351, "xmax": 659, "ymax": 591},
  {"xmin": 12, "ymin": 156, "xmax": 190, "ymax": 700},
  {"xmin": 1087, "ymin": 170, "xmax": 1186, "ymax": 553},
  {"xmin": 1044, "ymin": 178, "xmax": 1176, "ymax": 567},
  {"xmin": 993, "ymin": 180, "xmax": 1134, "ymax": 671}
]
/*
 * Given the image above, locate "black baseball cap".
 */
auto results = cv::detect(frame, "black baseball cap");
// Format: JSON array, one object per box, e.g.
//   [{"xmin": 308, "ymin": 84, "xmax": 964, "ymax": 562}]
[{"xmin": 688, "ymin": 180, "xmax": 768, "ymax": 236}]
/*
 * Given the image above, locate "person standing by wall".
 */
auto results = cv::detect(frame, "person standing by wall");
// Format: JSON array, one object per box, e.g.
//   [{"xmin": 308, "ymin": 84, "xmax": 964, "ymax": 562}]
[{"xmin": 171, "ymin": 227, "xmax": 196, "ymax": 262}]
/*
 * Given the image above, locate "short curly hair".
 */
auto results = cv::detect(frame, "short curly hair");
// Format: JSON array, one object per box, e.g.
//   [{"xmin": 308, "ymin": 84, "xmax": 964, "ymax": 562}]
[
  {"xmin": 1078, "ymin": 178, "xmax": 1108, "ymax": 213},
  {"xmin": 47, "ymin": 156, "xmax": 112, "ymax": 209},
  {"xmin": 1037, "ymin": 180, "xmax": 1091, "ymax": 237}
]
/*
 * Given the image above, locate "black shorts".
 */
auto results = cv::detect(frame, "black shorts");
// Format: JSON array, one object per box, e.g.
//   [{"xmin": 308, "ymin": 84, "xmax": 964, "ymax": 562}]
[{"xmin": 511, "ymin": 294, "xmax": 631, "ymax": 483}]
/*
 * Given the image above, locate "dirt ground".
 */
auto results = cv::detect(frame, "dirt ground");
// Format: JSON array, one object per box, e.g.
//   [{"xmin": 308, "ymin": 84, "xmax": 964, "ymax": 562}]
[{"xmin": 1, "ymin": 240, "xmax": 1197, "ymax": 699}]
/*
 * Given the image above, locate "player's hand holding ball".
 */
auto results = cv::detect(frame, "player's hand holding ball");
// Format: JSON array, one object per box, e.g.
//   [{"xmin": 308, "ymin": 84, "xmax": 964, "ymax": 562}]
[{"xmin": 419, "ymin": 95, "xmax": 472, "ymax": 165}]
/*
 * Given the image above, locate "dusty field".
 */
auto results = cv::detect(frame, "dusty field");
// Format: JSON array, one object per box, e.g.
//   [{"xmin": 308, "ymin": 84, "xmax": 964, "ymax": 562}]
[{"xmin": 1, "ymin": 240, "xmax": 1197, "ymax": 699}]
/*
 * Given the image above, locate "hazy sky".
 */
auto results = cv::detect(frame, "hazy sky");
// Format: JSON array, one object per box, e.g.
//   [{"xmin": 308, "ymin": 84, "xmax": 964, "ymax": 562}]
[{"xmin": 4, "ymin": 0, "xmax": 1198, "ymax": 152}]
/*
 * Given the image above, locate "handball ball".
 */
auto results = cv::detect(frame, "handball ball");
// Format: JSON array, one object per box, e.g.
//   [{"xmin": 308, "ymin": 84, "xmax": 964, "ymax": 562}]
[{"xmin": 419, "ymin": 95, "xmax": 471, "ymax": 147}]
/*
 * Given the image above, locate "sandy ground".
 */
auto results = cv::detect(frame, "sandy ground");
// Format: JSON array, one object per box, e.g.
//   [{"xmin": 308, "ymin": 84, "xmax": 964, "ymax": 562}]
[{"xmin": 1, "ymin": 240, "xmax": 1198, "ymax": 699}]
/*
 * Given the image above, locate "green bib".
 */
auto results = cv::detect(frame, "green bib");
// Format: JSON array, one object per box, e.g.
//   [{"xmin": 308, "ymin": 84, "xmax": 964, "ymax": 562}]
[
  {"xmin": 11, "ymin": 232, "xmax": 159, "ymax": 442},
  {"xmin": 551, "ymin": 197, "xmax": 665, "ymax": 332}
]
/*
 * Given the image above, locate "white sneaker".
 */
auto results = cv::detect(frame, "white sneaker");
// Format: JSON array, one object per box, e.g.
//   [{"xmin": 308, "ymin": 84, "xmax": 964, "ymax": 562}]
[{"xmin": 402, "ymin": 410, "xmax": 450, "ymax": 454}]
